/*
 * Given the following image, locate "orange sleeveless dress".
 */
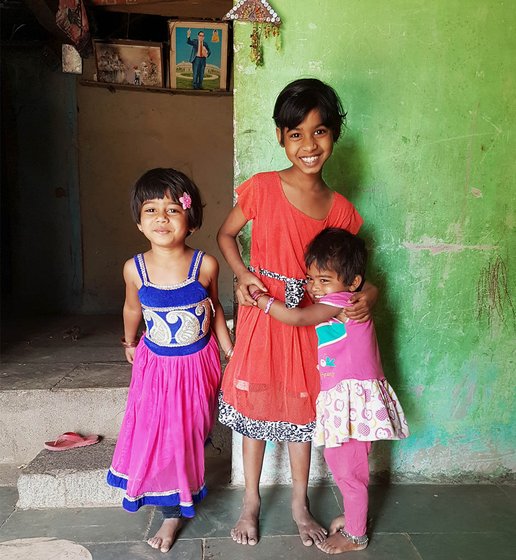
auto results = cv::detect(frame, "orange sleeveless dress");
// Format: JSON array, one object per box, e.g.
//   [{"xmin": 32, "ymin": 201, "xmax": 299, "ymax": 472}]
[{"xmin": 219, "ymin": 171, "xmax": 363, "ymax": 441}]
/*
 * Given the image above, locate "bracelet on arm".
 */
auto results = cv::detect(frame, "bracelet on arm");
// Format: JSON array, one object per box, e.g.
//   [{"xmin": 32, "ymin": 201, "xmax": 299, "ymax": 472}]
[
  {"xmin": 121, "ymin": 337, "xmax": 139, "ymax": 348},
  {"xmin": 264, "ymin": 296, "xmax": 275, "ymax": 314},
  {"xmin": 255, "ymin": 292, "xmax": 271, "ymax": 305},
  {"xmin": 251, "ymin": 289, "xmax": 269, "ymax": 301},
  {"xmin": 224, "ymin": 347, "xmax": 234, "ymax": 360}
]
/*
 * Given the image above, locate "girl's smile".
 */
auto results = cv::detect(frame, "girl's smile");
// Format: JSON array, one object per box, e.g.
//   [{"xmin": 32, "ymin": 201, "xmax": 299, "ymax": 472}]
[
  {"xmin": 278, "ymin": 109, "xmax": 334, "ymax": 176},
  {"xmin": 306, "ymin": 264, "xmax": 349, "ymax": 302},
  {"xmin": 300, "ymin": 155, "xmax": 320, "ymax": 166},
  {"xmin": 138, "ymin": 195, "xmax": 190, "ymax": 245}
]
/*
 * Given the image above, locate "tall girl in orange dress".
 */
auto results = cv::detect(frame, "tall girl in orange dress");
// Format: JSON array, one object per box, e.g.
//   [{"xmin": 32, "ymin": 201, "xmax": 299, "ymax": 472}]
[{"xmin": 217, "ymin": 79, "xmax": 377, "ymax": 547}]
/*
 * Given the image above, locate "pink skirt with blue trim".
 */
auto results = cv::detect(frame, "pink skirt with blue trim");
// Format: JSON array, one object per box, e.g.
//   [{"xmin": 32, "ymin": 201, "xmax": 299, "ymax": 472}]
[{"xmin": 107, "ymin": 334, "xmax": 221, "ymax": 516}]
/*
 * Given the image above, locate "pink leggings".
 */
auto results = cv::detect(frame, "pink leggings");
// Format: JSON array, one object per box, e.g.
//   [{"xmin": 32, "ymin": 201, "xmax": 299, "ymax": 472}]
[{"xmin": 323, "ymin": 439, "xmax": 371, "ymax": 537}]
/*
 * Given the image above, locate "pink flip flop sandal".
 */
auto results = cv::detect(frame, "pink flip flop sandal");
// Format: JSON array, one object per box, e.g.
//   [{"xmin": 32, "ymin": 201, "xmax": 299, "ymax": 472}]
[{"xmin": 44, "ymin": 431, "xmax": 100, "ymax": 451}]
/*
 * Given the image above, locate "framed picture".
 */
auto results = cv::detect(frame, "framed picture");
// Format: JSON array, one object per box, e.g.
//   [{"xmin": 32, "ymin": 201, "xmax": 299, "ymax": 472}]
[
  {"xmin": 169, "ymin": 21, "xmax": 229, "ymax": 91},
  {"xmin": 94, "ymin": 40, "xmax": 164, "ymax": 88}
]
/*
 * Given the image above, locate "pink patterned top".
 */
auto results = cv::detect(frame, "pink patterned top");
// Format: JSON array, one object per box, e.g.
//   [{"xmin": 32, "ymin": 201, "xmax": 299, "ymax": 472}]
[{"xmin": 314, "ymin": 292, "xmax": 410, "ymax": 447}]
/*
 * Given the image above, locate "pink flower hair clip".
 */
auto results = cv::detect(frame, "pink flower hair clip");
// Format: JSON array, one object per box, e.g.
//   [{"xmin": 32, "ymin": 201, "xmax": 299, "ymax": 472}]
[{"xmin": 179, "ymin": 192, "xmax": 192, "ymax": 210}]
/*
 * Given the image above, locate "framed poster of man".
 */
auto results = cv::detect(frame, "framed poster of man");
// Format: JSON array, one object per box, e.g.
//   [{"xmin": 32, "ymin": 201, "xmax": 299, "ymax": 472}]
[{"xmin": 169, "ymin": 21, "xmax": 229, "ymax": 91}]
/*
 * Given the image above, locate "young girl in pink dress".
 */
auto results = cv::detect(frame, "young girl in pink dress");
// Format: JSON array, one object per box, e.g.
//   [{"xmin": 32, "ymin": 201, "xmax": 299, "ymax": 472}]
[
  {"xmin": 107, "ymin": 168, "xmax": 232, "ymax": 553},
  {"xmin": 217, "ymin": 79, "xmax": 378, "ymax": 547},
  {"xmin": 252, "ymin": 227, "xmax": 409, "ymax": 553}
]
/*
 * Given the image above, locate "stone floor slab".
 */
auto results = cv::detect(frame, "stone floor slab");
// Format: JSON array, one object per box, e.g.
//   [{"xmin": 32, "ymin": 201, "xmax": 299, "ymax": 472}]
[
  {"xmin": 1, "ymin": 315, "xmax": 121, "ymax": 349},
  {"xmin": 368, "ymin": 484, "xmax": 516, "ymax": 535},
  {"xmin": 0, "ymin": 465, "xmax": 20, "ymax": 488},
  {"xmin": 409, "ymin": 531, "xmax": 516, "ymax": 560},
  {"xmin": 0, "ymin": 487, "xmax": 17, "ymax": 525},
  {"xmin": 1, "ymin": 345, "xmax": 123, "ymax": 363},
  {"xmin": 54, "ymin": 363, "xmax": 131, "ymax": 390},
  {"xmin": 0, "ymin": 363, "xmax": 76, "ymax": 391},
  {"xmin": 259, "ymin": 485, "xmax": 341, "ymax": 536},
  {"xmin": 153, "ymin": 485, "xmax": 342, "ymax": 541},
  {"xmin": 86, "ymin": 540, "xmax": 203, "ymax": 560},
  {"xmin": 496, "ymin": 483, "xmax": 516, "ymax": 504},
  {"xmin": 0, "ymin": 506, "xmax": 151, "ymax": 544},
  {"xmin": 204, "ymin": 533, "xmax": 421, "ymax": 560},
  {"xmin": 1, "ymin": 484, "xmax": 515, "ymax": 560}
]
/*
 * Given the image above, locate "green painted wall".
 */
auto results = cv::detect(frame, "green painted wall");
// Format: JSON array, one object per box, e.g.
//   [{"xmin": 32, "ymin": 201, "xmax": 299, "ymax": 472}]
[{"xmin": 233, "ymin": 0, "xmax": 515, "ymax": 479}]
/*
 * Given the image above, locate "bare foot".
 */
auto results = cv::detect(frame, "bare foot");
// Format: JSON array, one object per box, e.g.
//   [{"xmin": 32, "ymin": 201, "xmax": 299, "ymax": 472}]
[
  {"xmin": 328, "ymin": 514, "xmax": 345, "ymax": 535},
  {"xmin": 230, "ymin": 495, "xmax": 260, "ymax": 545},
  {"xmin": 147, "ymin": 518, "xmax": 182, "ymax": 553},
  {"xmin": 316, "ymin": 530, "xmax": 368, "ymax": 554},
  {"xmin": 292, "ymin": 500, "xmax": 327, "ymax": 546}
]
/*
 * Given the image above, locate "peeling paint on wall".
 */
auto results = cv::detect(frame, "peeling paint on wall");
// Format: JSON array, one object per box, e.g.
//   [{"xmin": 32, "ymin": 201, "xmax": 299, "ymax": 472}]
[
  {"xmin": 403, "ymin": 239, "xmax": 498, "ymax": 254},
  {"xmin": 476, "ymin": 255, "xmax": 515, "ymax": 328}
]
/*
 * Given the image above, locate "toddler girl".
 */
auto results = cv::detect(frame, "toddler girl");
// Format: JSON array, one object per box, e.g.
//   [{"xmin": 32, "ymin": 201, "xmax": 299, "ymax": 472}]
[
  {"xmin": 107, "ymin": 168, "xmax": 232, "ymax": 553},
  {"xmin": 217, "ymin": 78, "xmax": 378, "ymax": 546},
  {"xmin": 252, "ymin": 227, "xmax": 409, "ymax": 553}
]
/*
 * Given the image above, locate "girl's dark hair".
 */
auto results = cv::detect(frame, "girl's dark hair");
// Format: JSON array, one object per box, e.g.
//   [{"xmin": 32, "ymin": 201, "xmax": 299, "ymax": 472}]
[
  {"xmin": 130, "ymin": 168, "xmax": 203, "ymax": 230},
  {"xmin": 273, "ymin": 78, "xmax": 347, "ymax": 144},
  {"xmin": 305, "ymin": 228, "xmax": 367, "ymax": 284}
]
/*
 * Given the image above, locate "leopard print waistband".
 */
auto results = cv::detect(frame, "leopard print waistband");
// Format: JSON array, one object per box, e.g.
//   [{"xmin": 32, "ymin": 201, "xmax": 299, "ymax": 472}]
[{"xmin": 248, "ymin": 265, "xmax": 306, "ymax": 308}]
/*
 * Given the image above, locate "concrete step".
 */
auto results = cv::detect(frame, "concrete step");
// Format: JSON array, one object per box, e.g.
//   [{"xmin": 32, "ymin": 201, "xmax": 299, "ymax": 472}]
[
  {"xmin": 0, "ymin": 314, "xmax": 231, "ymax": 471},
  {"xmin": 17, "ymin": 439, "xmax": 120, "ymax": 508},
  {"xmin": 0, "ymin": 363, "xmax": 134, "ymax": 466},
  {"xmin": 17, "ymin": 438, "xmax": 231, "ymax": 509},
  {"xmin": 1, "ymin": 315, "xmax": 130, "ymax": 466}
]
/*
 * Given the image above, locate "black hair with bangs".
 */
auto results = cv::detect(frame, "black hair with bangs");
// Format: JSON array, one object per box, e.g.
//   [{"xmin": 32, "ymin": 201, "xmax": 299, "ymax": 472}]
[
  {"xmin": 130, "ymin": 168, "xmax": 204, "ymax": 230},
  {"xmin": 305, "ymin": 228, "xmax": 367, "ymax": 285},
  {"xmin": 273, "ymin": 78, "xmax": 347, "ymax": 144}
]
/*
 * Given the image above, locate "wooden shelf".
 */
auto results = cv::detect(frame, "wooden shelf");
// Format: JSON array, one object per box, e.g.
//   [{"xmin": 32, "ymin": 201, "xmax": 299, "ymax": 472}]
[
  {"xmin": 79, "ymin": 80, "xmax": 232, "ymax": 96},
  {"xmin": 88, "ymin": 0, "xmax": 233, "ymax": 19}
]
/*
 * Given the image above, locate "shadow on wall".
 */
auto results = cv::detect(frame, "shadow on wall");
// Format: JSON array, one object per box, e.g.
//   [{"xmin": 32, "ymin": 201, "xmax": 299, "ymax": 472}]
[
  {"xmin": 326, "ymin": 134, "xmax": 402, "ymax": 485},
  {"xmin": 328, "ymin": 134, "xmax": 407, "ymax": 528},
  {"xmin": 325, "ymin": 131, "xmax": 364, "ymax": 199}
]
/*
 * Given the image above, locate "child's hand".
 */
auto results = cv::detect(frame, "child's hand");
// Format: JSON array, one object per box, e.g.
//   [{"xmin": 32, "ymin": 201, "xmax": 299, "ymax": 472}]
[
  {"xmin": 236, "ymin": 271, "xmax": 267, "ymax": 306},
  {"xmin": 125, "ymin": 347, "xmax": 136, "ymax": 364},
  {"xmin": 248, "ymin": 284, "xmax": 270, "ymax": 307},
  {"xmin": 342, "ymin": 284, "xmax": 378, "ymax": 323}
]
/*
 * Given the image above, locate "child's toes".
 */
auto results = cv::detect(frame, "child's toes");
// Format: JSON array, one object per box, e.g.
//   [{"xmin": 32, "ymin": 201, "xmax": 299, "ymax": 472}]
[
  {"xmin": 160, "ymin": 538, "xmax": 173, "ymax": 553},
  {"xmin": 147, "ymin": 536, "xmax": 162, "ymax": 549},
  {"xmin": 311, "ymin": 526, "xmax": 328, "ymax": 544}
]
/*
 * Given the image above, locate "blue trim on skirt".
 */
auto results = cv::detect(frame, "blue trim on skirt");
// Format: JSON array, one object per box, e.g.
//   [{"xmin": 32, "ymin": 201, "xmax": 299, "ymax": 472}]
[{"xmin": 107, "ymin": 469, "xmax": 207, "ymax": 518}]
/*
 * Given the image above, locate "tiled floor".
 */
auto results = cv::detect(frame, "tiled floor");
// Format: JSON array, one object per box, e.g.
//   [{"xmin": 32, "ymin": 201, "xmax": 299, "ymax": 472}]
[{"xmin": 1, "ymin": 483, "xmax": 515, "ymax": 559}]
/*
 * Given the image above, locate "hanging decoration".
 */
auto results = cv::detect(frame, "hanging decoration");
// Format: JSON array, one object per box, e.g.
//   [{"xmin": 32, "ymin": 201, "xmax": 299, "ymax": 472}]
[
  {"xmin": 56, "ymin": 0, "xmax": 92, "ymax": 57},
  {"xmin": 223, "ymin": 0, "xmax": 282, "ymax": 67}
]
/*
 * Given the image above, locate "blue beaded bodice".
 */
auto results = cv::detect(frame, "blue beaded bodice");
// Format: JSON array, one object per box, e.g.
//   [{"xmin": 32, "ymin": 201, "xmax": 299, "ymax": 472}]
[{"xmin": 135, "ymin": 250, "xmax": 213, "ymax": 356}]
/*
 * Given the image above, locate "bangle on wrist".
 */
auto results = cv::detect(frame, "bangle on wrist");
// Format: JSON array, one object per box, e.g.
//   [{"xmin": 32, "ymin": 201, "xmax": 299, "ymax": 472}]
[
  {"xmin": 224, "ymin": 347, "xmax": 234, "ymax": 360},
  {"xmin": 264, "ymin": 297, "xmax": 275, "ymax": 314},
  {"xmin": 251, "ymin": 289, "xmax": 269, "ymax": 301},
  {"xmin": 255, "ymin": 292, "xmax": 270, "ymax": 305},
  {"xmin": 121, "ymin": 337, "xmax": 139, "ymax": 348}
]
